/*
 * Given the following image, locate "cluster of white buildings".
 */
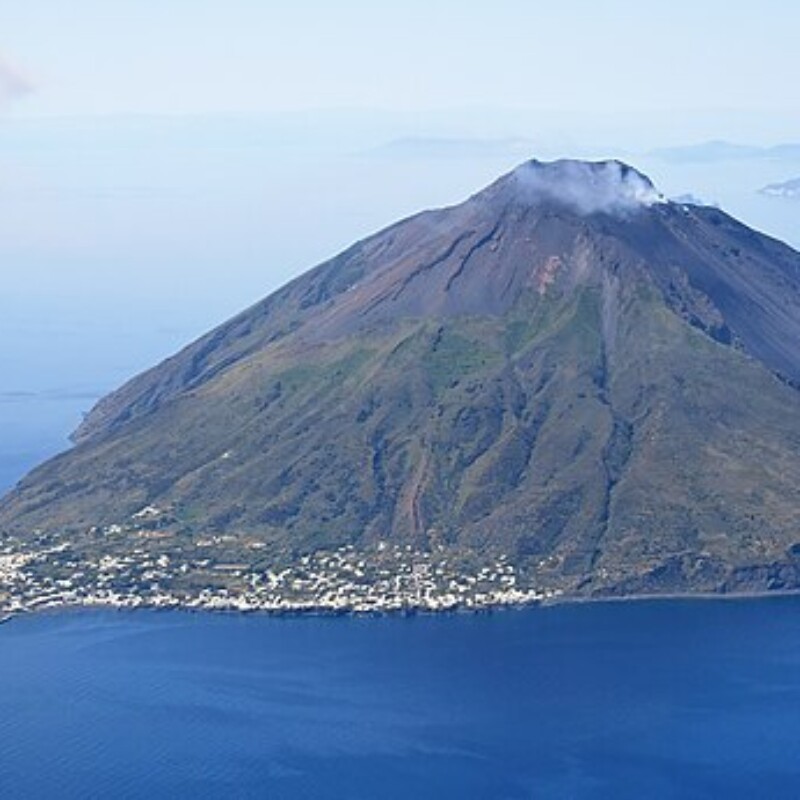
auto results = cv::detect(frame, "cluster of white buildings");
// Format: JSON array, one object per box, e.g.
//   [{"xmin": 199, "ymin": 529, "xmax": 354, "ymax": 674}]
[{"xmin": 1, "ymin": 531, "xmax": 561, "ymax": 617}]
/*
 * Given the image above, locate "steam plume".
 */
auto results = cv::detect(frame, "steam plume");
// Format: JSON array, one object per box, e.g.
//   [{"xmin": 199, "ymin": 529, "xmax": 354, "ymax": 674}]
[{"xmin": 510, "ymin": 159, "xmax": 666, "ymax": 216}]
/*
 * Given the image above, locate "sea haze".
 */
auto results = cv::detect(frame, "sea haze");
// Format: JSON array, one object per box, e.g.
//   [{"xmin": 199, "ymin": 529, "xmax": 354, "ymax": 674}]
[
  {"xmin": 0, "ymin": 298, "xmax": 203, "ymax": 494},
  {"xmin": 2, "ymin": 599, "xmax": 800, "ymax": 799}
]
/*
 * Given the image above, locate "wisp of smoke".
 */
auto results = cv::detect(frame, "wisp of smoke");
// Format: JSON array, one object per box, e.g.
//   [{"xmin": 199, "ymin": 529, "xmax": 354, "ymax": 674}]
[
  {"xmin": 510, "ymin": 159, "xmax": 666, "ymax": 217},
  {"xmin": 0, "ymin": 54, "xmax": 34, "ymax": 108}
]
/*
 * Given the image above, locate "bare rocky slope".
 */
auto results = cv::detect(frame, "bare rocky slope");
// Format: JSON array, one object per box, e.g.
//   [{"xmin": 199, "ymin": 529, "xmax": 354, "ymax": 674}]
[{"xmin": 3, "ymin": 159, "xmax": 800, "ymax": 598}]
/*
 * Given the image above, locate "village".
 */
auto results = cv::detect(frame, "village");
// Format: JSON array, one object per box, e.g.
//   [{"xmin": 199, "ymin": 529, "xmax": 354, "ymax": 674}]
[{"xmin": 0, "ymin": 519, "xmax": 560, "ymax": 618}]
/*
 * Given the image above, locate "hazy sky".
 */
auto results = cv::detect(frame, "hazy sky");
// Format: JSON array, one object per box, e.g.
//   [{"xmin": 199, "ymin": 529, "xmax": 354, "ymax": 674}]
[{"xmin": 2, "ymin": 0, "xmax": 799, "ymax": 118}]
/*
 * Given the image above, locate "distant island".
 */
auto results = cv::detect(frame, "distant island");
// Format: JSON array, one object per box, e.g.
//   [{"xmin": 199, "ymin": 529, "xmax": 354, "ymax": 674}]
[
  {"xmin": 759, "ymin": 177, "xmax": 800, "ymax": 199},
  {"xmin": 2, "ymin": 159, "xmax": 800, "ymax": 616}
]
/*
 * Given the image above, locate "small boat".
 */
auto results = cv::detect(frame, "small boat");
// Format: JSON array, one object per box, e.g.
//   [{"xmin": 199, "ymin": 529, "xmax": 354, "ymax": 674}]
[{"xmin": 0, "ymin": 614, "xmax": 13, "ymax": 625}]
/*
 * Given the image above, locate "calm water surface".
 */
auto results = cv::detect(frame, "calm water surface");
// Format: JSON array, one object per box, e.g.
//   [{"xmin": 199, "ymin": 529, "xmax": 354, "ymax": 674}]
[{"xmin": 2, "ymin": 599, "xmax": 800, "ymax": 799}]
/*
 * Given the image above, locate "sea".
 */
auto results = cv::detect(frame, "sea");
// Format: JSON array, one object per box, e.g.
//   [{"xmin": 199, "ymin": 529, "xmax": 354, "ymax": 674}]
[{"xmin": 2, "ymin": 599, "xmax": 800, "ymax": 799}]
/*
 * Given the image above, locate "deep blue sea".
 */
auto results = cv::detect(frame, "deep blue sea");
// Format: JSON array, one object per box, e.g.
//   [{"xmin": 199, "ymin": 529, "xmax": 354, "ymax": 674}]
[{"xmin": 2, "ymin": 599, "xmax": 800, "ymax": 799}]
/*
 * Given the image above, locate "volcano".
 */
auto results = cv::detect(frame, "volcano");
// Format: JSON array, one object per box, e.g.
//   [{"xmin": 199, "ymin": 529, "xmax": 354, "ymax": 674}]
[{"xmin": 3, "ymin": 159, "xmax": 800, "ymax": 598}]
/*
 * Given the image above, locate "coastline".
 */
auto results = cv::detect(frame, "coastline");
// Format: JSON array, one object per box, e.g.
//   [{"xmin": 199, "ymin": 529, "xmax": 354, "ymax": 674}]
[
  {"xmin": 8, "ymin": 529, "xmax": 799, "ymax": 625},
  {"xmin": 3, "ymin": 586, "xmax": 800, "ymax": 628},
  {"xmin": 541, "ymin": 586, "xmax": 800, "ymax": 609}
]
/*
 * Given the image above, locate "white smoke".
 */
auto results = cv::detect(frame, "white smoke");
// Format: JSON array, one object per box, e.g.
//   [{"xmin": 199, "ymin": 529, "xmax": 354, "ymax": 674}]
[
  {"xmin": 510, "ymin": 159, "xmax": 667, "ymax": 217},
  {"xmin": 0, "ymin": 54, "xmax": 33, "ymax": 109}
]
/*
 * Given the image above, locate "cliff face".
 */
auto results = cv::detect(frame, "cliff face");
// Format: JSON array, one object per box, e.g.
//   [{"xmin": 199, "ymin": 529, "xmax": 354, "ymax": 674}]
[{"xmin": 3, "ymin": 160, "xmax": 800, "ymax": 596}]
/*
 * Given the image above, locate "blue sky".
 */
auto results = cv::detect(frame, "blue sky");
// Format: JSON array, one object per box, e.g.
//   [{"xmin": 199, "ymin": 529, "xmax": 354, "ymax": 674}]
[{"xmin": 2, "ymin": 0, "xmax": 800, "ymax": 118}]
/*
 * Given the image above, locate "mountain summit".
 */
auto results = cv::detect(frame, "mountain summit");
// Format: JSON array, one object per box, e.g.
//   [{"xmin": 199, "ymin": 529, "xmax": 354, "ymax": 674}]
[
  {"xmin": 3, "ymin": 159, "xmax": 800, "ymax": 599},
  {"xmin": 485, "ymin": 159, "xmax": 665, "ymax": 214}
]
